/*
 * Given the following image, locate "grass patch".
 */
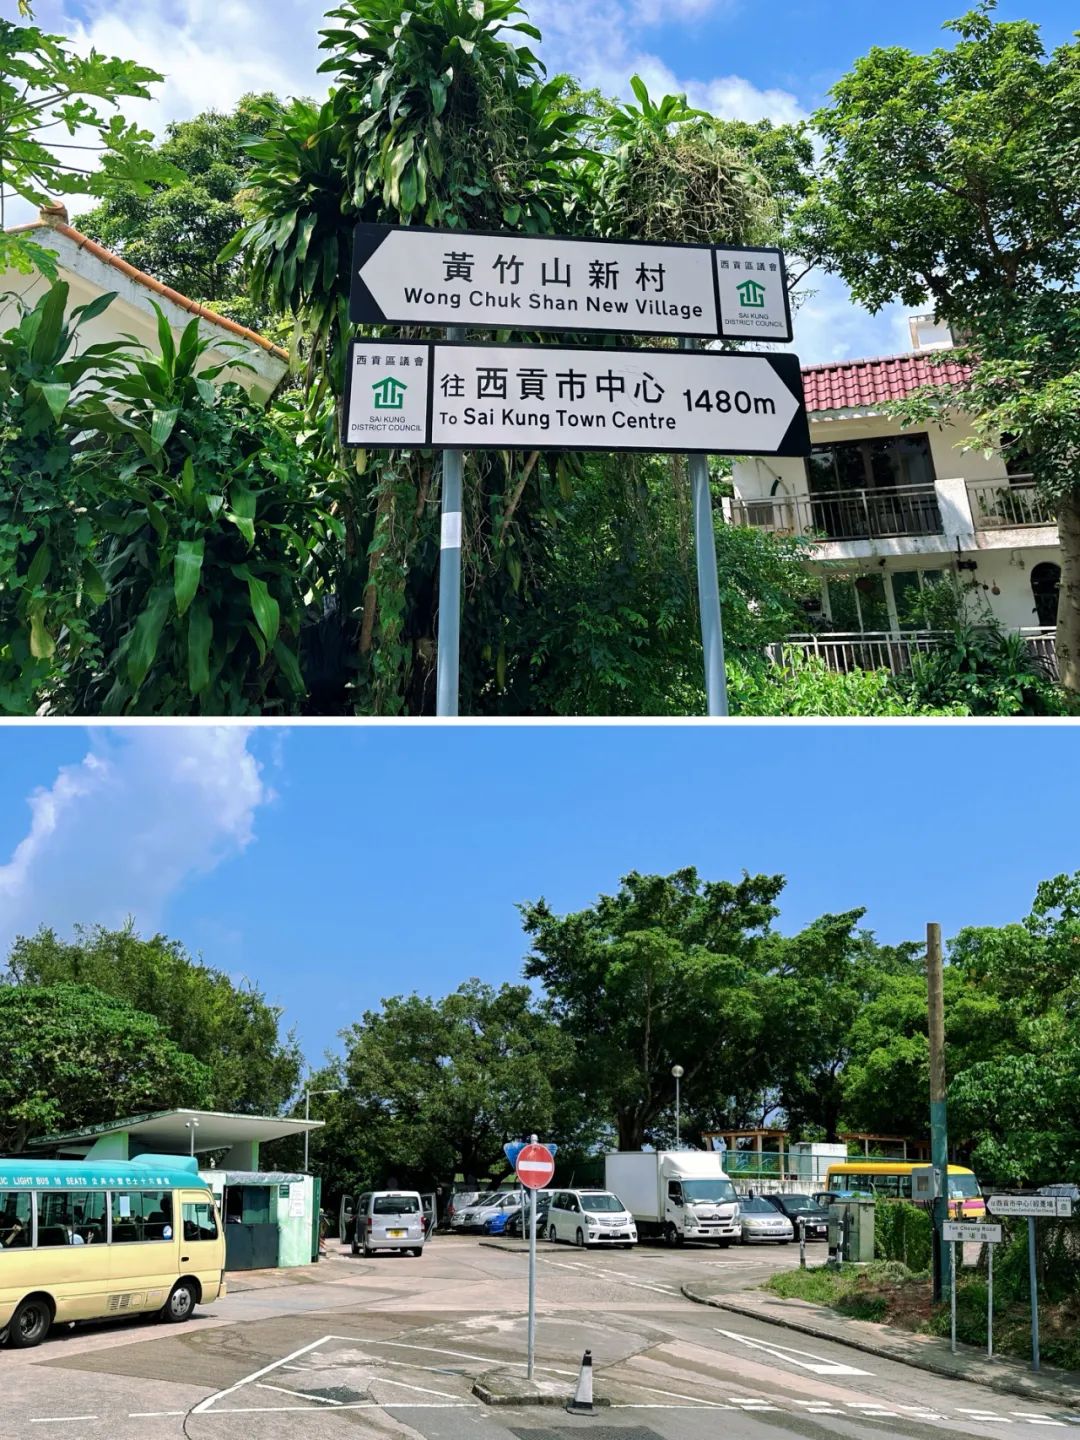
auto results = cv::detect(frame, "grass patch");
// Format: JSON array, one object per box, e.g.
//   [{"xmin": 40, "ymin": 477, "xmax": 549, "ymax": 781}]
[{"xmin": 764, "ymin": 1263, "xmax": 1080, "ymax": 1374}]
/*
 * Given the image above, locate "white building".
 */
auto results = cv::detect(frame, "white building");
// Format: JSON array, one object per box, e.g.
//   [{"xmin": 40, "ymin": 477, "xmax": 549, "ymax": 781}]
[
  {"xmin": 731, "ymin": 317, "xmax": 1060, "ymax": 674},
  {"xmin": 2, "ymin": 206, "xmax": 288, "ymax": 402}
]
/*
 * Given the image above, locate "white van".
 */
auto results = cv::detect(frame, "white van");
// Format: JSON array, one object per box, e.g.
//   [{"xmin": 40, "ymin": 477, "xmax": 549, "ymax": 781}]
[
  {"xmin": 546, "ymin": 1189, "xmax": 637, "ymax": 1248},
  {"xmin": 349, "ymin": 1191, "xmax": 426, "ymax": 1256}
]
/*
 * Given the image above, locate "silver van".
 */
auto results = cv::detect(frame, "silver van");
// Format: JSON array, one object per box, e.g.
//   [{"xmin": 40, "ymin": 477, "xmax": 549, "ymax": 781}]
[{"xmin": 348, "ymin": 1191, "xmax": 426, "ymax": 1257}]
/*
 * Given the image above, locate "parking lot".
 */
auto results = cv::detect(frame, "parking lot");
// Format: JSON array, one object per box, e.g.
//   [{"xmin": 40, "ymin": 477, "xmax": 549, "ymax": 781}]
[{"xmin": 2, "ymin": 1235, "xmax": 1078, "ymax": 1440}]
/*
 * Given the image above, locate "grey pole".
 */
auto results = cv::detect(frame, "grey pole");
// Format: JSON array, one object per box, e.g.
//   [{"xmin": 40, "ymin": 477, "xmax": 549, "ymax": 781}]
[
  {"xmin": 799, "ymin": 1217, "xmax": 806, "ymax": 1269},
  {"xmin": 681, "ymin": 337, "xmax": 728, "ymax": 716},
  {"xmin": 988, "ymin": 1241, "xmax": 994, "ymax": 1359},
  {"xmin": 950, "ymin": 1239, "xmax": 957, "ymax": 1353},
  {"xmin": 527, "ymin": 1132, "xmax": 538, "ymax": 1381},
  {"xmin": 304, "ymin": 1090, "xmax": 311, "ymax": 1174},
  {"xmin": 1028, "ymin": 1217, "xmax": 1040, "ymax": 1371},
  {"xmin": 436, "ymin": 325, "xmax": 466, "ymax": 716},
  {"xmin": 927, "ymin": 922, "xmax": 950, "ymax": 1301},
  {"xmin": 672, "ymin": 1064, "xmax": 684, "ymax": 1148}
]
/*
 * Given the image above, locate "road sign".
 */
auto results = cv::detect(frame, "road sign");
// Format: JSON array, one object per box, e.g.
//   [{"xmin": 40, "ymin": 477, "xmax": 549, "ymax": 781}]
[
  {"xmin": 515, "ymin": 1143, "xmax": 555, "ymax": 1190},
  {"xmin": 943, "ymin": 1222, "xmax": 1003, "ymax": 1243},
  {"xmin": 988, "ymin": 1195, "xmax": 1073, "ymax": 1218},
  {"xmin": 343, "ymin": 340, "xmax": 808, "ymax": 456},
  {"xmin": 350, "ymin": 225, "xmax": 792, "ymax": 342}
]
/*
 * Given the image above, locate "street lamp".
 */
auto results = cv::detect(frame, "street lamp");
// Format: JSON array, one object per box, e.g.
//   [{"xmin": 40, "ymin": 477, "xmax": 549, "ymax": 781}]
[
  {"xmin": 303, "ymin": 1088, "xmax": 341, "ymax": 1172},
  {"xmin": 185, "ymin": 1119, "xmax": 200, "ymax": 1157},
  {"xmin": 671, "ymin": 1065, "xmax": 685, "ymax": 1147}
]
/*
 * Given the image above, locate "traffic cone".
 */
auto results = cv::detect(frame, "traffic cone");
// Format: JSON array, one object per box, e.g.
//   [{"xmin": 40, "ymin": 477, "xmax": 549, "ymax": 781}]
[{"xmin": 566, "ymin": 1350, "xmax": 594, "ymax": 1414}]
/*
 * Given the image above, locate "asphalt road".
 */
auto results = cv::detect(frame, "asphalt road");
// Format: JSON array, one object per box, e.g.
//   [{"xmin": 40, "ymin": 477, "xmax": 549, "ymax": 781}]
[{"xmin": 2, "ymin": 1236, "xmax": 1078, "ymax": 1440}]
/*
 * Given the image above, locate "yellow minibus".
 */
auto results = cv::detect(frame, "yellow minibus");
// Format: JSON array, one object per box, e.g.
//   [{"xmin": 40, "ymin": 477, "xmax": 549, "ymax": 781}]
[
  {"xmin": 0, "ymin": 1155, "xmax": 225, "ymax": 1349},
  {"xmin": 825, "ymin": 1161, "xmax": 985, "ymax": 1218}
]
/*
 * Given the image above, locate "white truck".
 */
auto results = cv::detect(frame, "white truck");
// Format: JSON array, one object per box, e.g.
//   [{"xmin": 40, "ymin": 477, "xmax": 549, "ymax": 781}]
[{"xmin": 604, "ymin": 1151, "xmax": 741, "ymax": 1246}]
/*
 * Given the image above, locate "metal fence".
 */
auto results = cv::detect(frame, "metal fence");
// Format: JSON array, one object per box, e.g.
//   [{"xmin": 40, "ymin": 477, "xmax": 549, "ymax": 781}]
[
  {"xmin": 966, "ymin": 475, "xmax": 1055, "ymax": 529},
  {"xmin": 731, "ymin": 484, "xmax": 944, "ymax": 541},
  {"xmin": 771, "ymin": 629, "xmax": 1059, "ymax": 680}
]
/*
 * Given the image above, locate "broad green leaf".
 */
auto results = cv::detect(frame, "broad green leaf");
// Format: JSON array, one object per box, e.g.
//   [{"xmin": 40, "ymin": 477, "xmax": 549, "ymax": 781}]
[
  {"xmin": 181, "ymin": 457, "xmax": 196, "ymax": 505},
  {"xmin": 150, "ymin": 407, "xmax": 181, "ymax": 452},
  {"xmin": 37, "ymin": 381, "xmax": 72, "ymax": 421},
  {"xmin": 71, "ymin": 291, "xmax": 118, "ymax": 327},
  {"xmin": 26, "ymin": 543, "xmax": 52, "ymax": 588},
  {"xmin": 126, "ymin": 585, "xmax": 172, "ymax": 690},
  {"xmin": 273, "ymin": 639, "xmax": 306, "ymax": 695},
  {"xmin": 82, "ymin": 561, "xmax": 107, "ymax": 607},
  {"xmin": 188, "ymin": 599, "xmax": 213, "ymax": 695},
  {"xmin": 28, "ymin": 604, "xmax": 55, "ymax": 660},
  {"xmin": 246, "ymin": 573, "xmax": 280, "ymax": 649},
  {"xmin": 30, "ymin": 282, "xmax": 68, "ymax": 365},
  {"xmin": 173, "ymin": 538, "xmax": 205, "ymax": 617}
]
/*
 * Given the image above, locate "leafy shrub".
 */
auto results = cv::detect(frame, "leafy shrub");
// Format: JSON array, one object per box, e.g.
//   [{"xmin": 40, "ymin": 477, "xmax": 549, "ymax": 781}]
[
  {"xmin": 874, "ymin": 1201, "xmax": 933, "ymax": 1272},
  {"xmin": 900, "ymin": 624, "xmax": 1070, "ymax": 716},
  {"xmin": 728, "ymin": 652, "xmax": 967, "ymax": 716}
]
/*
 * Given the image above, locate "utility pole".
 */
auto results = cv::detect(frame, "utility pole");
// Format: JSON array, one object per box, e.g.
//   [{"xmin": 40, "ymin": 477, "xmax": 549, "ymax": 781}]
[{"xmin": 927, "ymin": 921, "xmax": 949, "ymax": 1302}]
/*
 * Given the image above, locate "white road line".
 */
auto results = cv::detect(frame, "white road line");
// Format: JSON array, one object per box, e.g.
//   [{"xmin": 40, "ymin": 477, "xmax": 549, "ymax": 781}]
[
  {"xmin": 198, "ymin": 1403, "xmax": 479, "ymax": 1416},
  {"xmin": 373, "ymin": 1376, "xmax": 464, "ymax": 1400},
  {"xmin": 715, "ymin": 1327, "xmax": 873, "ymax": 1376},
  {"xmin": 255, "ymin": 1384, "xmax": 343, "ymax": 1405},
  {"xmin": 193, "ymin": 1334, "xmax": 332, "ymax": 1414},
  {"xmin": 614, "ymin": 1379, "xmax": 733, "ymax": 1408}
]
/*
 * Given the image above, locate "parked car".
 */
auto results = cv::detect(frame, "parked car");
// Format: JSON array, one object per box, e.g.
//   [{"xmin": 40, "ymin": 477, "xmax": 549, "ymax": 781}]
[
  {"xmin": 738, "ymin": 1196, "xmax": 794, "ymax": 1244},
  {"xmin": 451, "ymin": 1191, "xmax": 520, "ymax": 1232},
  {"xmin": 350, "ymin": 1191, "xmax": 426, "ymax": 1257},
  {"xmin": 505, "ymin": 1195, "xmax": 550, "ymax": 1237},
  {"xmin": 763, "ymin": 1192, "xmax": 830, "ymax": 1240},
  {"xmin": 444, "ymin": 1191, "xmax": 485, "ymax": 1227},
  {"xmin": 483, "ymin": 1206, "xmax": 522, "ymax": 1235},
  {"xmin": 547, "ymin": 1189, "xmax": 637, "ymax": 1248}
]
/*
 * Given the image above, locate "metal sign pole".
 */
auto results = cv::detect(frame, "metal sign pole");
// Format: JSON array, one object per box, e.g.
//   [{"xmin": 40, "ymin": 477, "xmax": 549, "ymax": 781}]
[
  {"xmin": 436, "ymin": 325, "xmax": 465, "ymax": 716},
  {"xmin": 988, "ymin": 1241, "xmax": 994, "ymax": 1359},
  {"xmin": 681, "ymin": 338, "xmax": 728, "ymax": 716},
  {"xmin": 950, "ymin": 1240, "xmax": 957, "ymax": 1353},
  {"xmin": 527, "ymin": 1137, "xmax": 538, "ymax": 1381},
  {"xmin": 1029, "ymin": 1216, "xmax": 1040, "ymax": 1372}
]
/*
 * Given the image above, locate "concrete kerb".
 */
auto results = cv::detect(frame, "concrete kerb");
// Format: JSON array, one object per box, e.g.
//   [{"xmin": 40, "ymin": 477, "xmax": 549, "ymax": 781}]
[
  {"xmin": 681, "ymin": 1285, "xmax": 1080, "ymax": 1410},
  {"xmin": 472, "ymin": 1368, "xmax": 611, "ymax": 1408}
]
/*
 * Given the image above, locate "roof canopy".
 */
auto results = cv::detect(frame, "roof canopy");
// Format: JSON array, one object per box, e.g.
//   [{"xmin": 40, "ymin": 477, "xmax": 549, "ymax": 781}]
[{"xmin": 25, "ymin": 1109, "xmax": 322, "ymax": 1159}]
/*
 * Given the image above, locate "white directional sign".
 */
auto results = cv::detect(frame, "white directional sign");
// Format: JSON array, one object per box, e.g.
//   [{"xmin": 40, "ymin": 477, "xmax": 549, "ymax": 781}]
[
  {"xmin": 342, "ymin": 340, "xmax": 808, "ymax": 456},
  {"xmin": 988, "ymin": 1195, "xmax": 1073, "ymax": 1218},
  {"xmin": 351, "ymin": 225, "xmax": 792, "ymax": 342},
  {"xmin": 943, "ymin": 1222, "xmax": 1003, "ymax": 1243}
]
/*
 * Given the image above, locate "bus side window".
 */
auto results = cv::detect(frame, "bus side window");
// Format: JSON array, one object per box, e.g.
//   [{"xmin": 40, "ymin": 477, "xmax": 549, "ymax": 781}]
[
  {"xmin": 182, "ymin": 1201, "xmax": 219, "ymax": 1243},
  {"xmin": 0, "ymin": 1191, "xmax": 31, "ymax": 1249},
  {"xmin": 900, "ymin": 1176, "xmax": 913, "ymax": 1200},
  {"xmin": 38, "ymin": 1191, "xmax": 77, "ymax": 1246}
]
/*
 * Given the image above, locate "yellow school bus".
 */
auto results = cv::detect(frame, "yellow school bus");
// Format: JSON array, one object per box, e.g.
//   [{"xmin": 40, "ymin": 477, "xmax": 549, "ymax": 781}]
[
  {"xmin": 825, "ymin": 1161, "xmax": 985, "ymax": 1218},
  {"xmin": 0, "ymin": 1155, "xmax": 225, "ymax": 1349}
]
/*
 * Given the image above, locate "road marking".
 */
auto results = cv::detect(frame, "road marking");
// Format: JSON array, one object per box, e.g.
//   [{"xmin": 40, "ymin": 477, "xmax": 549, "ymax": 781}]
[
  {"xmin": 714, "ymin": 1327, "xmax": 873, "ymax": 1376},
  {"xmin": 373, "ymin": 1376, "xmax": 463, "ymax": 1400},
  {"xmin": 255, "ymin": 1384, "xmax": 343, "ymax": 1405},
  {"xmin": 193, "ymin": 1335, "xmax": 332, "ymax": 1414},
  {"xmin": 29, "ymin": 1419, "xmax": 98, "ymax": 1425},
  {"xmin": 616, "ymin": 1379, "xmax": 733, "ymax": 1408},
  {"xmin": 127, "ymin": 1413, "xmax": 186, "ymax": 1419}
]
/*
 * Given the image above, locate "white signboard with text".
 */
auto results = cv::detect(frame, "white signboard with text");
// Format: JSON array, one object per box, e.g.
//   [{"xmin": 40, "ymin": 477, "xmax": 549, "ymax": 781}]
[
  {"xmin": 342, "ymin": 341, "xmax": 809, "ymax": 457},
  {"xmin": 351, "ymin": 225, "xmax": 792, "ymax": 342},
  {"xmin": 988, "ymin": 1195, "xmax": 1073, "ymax": 1218},
  {"xmin": 943, "ymin": 1222, "xmax": 1003, "ymax": 1243}
]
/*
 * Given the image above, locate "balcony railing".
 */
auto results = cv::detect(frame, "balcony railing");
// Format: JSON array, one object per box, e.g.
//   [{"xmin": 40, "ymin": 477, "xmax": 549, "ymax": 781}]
[
  {"xmin": 771, "ymin": 629, "xmax": 1059, "ymax": 680},
  {"xmin": 967, "ymin": 475, "xmax": 1055, "ymax": 529},
  {"xmin": 732, "ymin": 484, "xmax": 944, "ymax": 541}
]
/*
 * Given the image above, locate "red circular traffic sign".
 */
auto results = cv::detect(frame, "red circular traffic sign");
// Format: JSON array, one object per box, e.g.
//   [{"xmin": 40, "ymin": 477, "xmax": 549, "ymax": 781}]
[{"xmin": 515, "ymin": 1143, "xmax": 555, "ymax": 1190}]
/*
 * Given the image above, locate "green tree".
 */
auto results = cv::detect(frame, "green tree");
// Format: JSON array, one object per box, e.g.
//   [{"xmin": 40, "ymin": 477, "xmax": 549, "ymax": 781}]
[
  {"xmin": 0, "ymin": 983, "xmax": 213, "ymax": 1152},
  {"xmin": 946, "ymin": 872, "xmax": 1080, "ymax": 1184},
  {"xmin": 521, "ymin": 868, "xmax": 787, "ymax": 1148},
  {"xmin": 801, "ymin": 4, "xmax": 1080, "ymax": 691},
  {"xmin": 77, "ymin": 95, "xmax": 283, "ymax": 330},
  {"xmin": 5, "ymin": 922, "xmax": 303, "ymax": 1114},
  {"xmin": 0, "ymin": 8, "xmax": 177, "ymax": 275},
  {"xmin": 333, "ymin": 981, "xmax": 579, "ymax": 1189}
]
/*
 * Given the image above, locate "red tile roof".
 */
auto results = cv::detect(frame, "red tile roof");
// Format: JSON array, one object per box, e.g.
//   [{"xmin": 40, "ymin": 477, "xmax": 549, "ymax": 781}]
[{"xmin": 802, "ymin": 352, "xmax": 971, "ymax": 415}]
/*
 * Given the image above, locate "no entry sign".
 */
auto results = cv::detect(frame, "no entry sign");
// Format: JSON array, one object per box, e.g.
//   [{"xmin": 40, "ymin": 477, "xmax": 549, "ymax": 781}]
[
  {"xmin": 343, "ymin": 340, "xmax": 809, "ymax": 456},
  {"xmin": 515, "ymin": 1143, "xmax": 555, "ymax": 1190},
  {"xmin": 350, "ymin": 224, "xmax": 792, "ymax": 342}
]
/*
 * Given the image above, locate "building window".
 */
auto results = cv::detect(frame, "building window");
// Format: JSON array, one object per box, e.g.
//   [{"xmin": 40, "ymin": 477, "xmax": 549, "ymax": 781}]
[
  {"xmin": 806, "ymin": 435, "xmax": 942, "ymax": 539},
  {"xmin": 1031, "ymin": 563, "xmax": 1061, "ymax": 627}
]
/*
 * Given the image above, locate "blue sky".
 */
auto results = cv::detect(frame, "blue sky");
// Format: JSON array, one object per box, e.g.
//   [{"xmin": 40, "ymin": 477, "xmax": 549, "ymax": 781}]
[
  {"xmin": 25, "ymin": 0, "xmax": 1077, "ymax": 364},
  {"xmin": 0, "ymin": 724, "xmax": 1075, "ymax": 1077}
]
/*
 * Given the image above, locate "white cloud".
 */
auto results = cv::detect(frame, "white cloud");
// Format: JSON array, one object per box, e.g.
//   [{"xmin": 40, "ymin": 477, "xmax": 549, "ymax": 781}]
[{"xmin": 0, "ymin": 728, "xmax": 270, "ymax": 958}]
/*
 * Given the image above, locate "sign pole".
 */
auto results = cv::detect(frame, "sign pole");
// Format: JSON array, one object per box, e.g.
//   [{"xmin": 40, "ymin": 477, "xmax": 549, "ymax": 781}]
[
  {"xmin": 528, "ymin": 1179, "xmax": 537, "ymax": 1380},
  {"xmin": 1028, "ymin": 1216, "xmax": 1040, "ymax": 1372},
  {"xmin": 950, "ymin": 1239, "xmax": 957, "ymax": 1353},
  {"xmin": 988, "ymin": 1240, "xmax": 994, "ymax": 1359},
  {"xmin": 681, "ymin": 338, "xmax": 728, "ymax": 716},
  {"xmin": 926, "ymin": 922, "xmax": 949, "ymax": 1301},
  {"xmin": 436, "ymin": 325, "xmax": 466, "ymax": 716}
]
